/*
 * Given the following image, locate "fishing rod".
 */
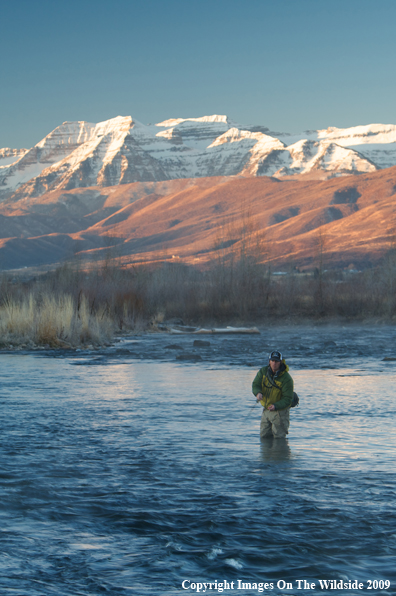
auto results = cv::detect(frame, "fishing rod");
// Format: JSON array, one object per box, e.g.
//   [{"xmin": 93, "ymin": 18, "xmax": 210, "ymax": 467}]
[{"xmin": 237, "ymin": 399, "xmax": 259, "ymax": 426}]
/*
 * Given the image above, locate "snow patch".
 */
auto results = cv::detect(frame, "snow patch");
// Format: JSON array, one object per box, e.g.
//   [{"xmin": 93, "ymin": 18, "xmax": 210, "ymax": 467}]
[
  {"xmin": 208, "ymin": 128, "xmax": 269, "ymax": 147},
  {"xmin": 156, "ymin": 114, "xmax": 229, "ymax": 127}
]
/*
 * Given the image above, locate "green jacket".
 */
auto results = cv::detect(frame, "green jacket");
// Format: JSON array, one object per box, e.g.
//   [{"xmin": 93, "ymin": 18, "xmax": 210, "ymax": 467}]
[{"xmin": 252, "ymin": 360, "xmax": 294, "ymax": 410}]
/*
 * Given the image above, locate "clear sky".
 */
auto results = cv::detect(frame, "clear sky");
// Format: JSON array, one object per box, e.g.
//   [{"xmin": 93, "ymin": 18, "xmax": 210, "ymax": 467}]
[{"xmin": 2, "ymin": 0, "xmax": 396, "ymax": 148}]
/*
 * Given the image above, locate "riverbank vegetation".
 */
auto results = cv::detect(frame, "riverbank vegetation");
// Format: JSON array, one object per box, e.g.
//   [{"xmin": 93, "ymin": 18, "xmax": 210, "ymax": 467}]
[{"xmin": 0, "ymin": 250, "xmax": 396, "ymax": 348}]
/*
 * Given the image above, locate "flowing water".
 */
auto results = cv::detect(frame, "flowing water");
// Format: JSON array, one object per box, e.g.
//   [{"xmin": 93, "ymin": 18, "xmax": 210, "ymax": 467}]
[{"xmin": 0, "ymin": 325, "xmax": 395, "ymax": 595}]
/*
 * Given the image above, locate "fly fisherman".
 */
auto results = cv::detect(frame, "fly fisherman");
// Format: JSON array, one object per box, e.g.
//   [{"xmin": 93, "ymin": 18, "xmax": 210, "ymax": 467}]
[{"xmin": 252, "ymin": 350, "xmax": 294, "ymax": 439}]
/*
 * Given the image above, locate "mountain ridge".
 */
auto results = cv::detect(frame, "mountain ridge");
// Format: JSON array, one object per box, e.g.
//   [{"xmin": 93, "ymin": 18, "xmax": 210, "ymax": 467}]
[{"xmin": 2, "ymin": 114, "xmax": 396, "ymax": 202}]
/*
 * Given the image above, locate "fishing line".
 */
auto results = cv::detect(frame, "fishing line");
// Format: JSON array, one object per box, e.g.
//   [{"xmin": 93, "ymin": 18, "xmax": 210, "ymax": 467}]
[{"xmin": 237, "ymin": 399, "xmax": 259, "ymax": 427}]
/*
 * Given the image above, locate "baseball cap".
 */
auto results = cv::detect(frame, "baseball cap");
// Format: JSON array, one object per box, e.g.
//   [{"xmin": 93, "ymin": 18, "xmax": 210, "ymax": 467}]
[{"xmin": 269, "ymin": 350, "xmax": 282, "ymax": 361}]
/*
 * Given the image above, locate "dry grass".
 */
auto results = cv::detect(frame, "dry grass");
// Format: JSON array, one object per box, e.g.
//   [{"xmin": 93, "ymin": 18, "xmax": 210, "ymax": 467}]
[
  {"xmin": 0, "ymin": 293, "xmax": 114, "ymax": 348},
  {"xmin": 1, "ymin": 249, "xmax": 396, "ymax": 349}
]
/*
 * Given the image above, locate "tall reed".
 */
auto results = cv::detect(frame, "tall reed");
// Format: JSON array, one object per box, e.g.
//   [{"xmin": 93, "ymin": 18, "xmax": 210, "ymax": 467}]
[{"xmin": 0, "ymin": 293, "xmax": 114, "ymax": 347}]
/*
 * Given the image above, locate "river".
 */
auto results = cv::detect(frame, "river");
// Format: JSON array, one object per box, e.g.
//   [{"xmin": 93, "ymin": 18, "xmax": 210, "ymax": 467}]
[{"xmin": 0, "ymin": 324, "xmax": 395, "ymax": 595}]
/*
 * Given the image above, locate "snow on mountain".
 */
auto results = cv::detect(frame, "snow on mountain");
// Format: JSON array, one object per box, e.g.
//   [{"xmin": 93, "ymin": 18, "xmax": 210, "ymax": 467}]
[
  {"xmin": 2, "ymin": 116, "xmax": 396, "ymax": 201},
  {"xmin": 195, "ymin": 129, "xmax": 268, "ymax": 176},
  {"xmin": 347, "ymin": 144, "xmax": 396, "ymax": 170},
  {"xmin": 209, "ymin": 128, "xmax": 267, "ymax": 146},
  {"xmin": 156, "ymin": 114, "xmax": 231, "ymax": 127},
  {"xmin": 0, "ymin": 121, "xmax": 97, "ymax": 199},
  {"xmin": 317, "ymin": 123, "xmax": 396, "ymax": 145},
  {"xmin": 242, "ymin": 134, "xmax": 289, "ymax": 176},
  {"xmin": 198, "ymin": 130, "xmax": 375, "ymax": 177},
  {"xmin": 0, "ymin": 148, "xmax": 28, "ymax": 167},
  {"xmin": 155, "ymin": 114, "xmax": 233, "ymax": 150},
  {"xmin": 277, "ymin": 139, "xmax": 377, "ymax": 176},
  {"xmin": 278, "ymin": 123, "xmax": 396, "ymax": 170}
]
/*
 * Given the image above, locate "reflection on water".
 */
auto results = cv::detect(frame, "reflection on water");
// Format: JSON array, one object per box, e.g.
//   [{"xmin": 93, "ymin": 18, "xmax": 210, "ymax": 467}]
[
  {"xmin": 260, "ymin": 438, "xmax": 292, "ymax": 462},
  {"xmin": 0, "ymin": 326, "xmax": 396, "ymax": 595}
]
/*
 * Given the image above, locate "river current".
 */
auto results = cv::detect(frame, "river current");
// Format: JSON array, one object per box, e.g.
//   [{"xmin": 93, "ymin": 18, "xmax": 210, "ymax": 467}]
[{"xmin": 0, "ymin": 325, "xmax": 395, "ymax": 595}]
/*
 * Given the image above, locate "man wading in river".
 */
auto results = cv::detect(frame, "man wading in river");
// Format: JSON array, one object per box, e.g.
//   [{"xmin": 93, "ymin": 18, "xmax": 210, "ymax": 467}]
[{"xmin": 252, "ymin": 350, "xmax": 294, "ymax": 439}]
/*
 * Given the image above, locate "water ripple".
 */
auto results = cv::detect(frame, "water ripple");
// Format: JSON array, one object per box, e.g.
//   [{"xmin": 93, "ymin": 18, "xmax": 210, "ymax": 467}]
[{"xmin": 0, "ymin": 327, "xmax": 396, "ymax": 594}]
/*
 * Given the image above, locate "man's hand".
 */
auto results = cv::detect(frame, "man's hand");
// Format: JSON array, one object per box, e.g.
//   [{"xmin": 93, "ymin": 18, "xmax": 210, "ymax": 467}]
[
  {"xmin": 268, "ymin": 404, "xmax": 276, "ymax": 411},
  {"xmin": 256, "ymin": 393, "xmax": 263, "ymax": 402}
]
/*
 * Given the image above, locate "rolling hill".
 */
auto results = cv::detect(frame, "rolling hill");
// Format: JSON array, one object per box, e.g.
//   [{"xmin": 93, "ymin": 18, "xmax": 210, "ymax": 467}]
[{"xmin": 1, "ymin": 166, "xmax": 396, "ymax": 271}]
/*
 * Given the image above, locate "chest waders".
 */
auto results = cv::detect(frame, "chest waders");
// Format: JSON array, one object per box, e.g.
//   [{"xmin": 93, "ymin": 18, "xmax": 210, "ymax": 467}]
[{"xmin": 263, "ymin": 369, "xmax": 290, "ymax": 435}]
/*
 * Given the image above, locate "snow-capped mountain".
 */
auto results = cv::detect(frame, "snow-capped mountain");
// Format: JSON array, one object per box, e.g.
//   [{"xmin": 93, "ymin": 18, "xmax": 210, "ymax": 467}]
[{"xmin": 1, "ymin": 115, "xmax": 395, "ymax": 200}]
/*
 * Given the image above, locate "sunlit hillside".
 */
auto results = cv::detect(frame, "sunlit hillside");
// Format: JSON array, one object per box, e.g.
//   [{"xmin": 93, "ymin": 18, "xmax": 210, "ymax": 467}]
[{"xmin": 1, "ymin": 166, "xmax": 396, "ymax": 271}]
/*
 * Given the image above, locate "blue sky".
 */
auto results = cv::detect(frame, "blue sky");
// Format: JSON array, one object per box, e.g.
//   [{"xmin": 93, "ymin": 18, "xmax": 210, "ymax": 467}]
[{"xmin": 1, "ymin": 0, "xmax": 396, "ymax": 148}]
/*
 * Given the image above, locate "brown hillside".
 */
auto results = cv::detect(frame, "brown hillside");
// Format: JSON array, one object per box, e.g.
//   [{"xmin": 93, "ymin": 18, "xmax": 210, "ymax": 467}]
[{"xmin": 1, "ymin": 169, "xmax": 396, "ymax": 270}]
